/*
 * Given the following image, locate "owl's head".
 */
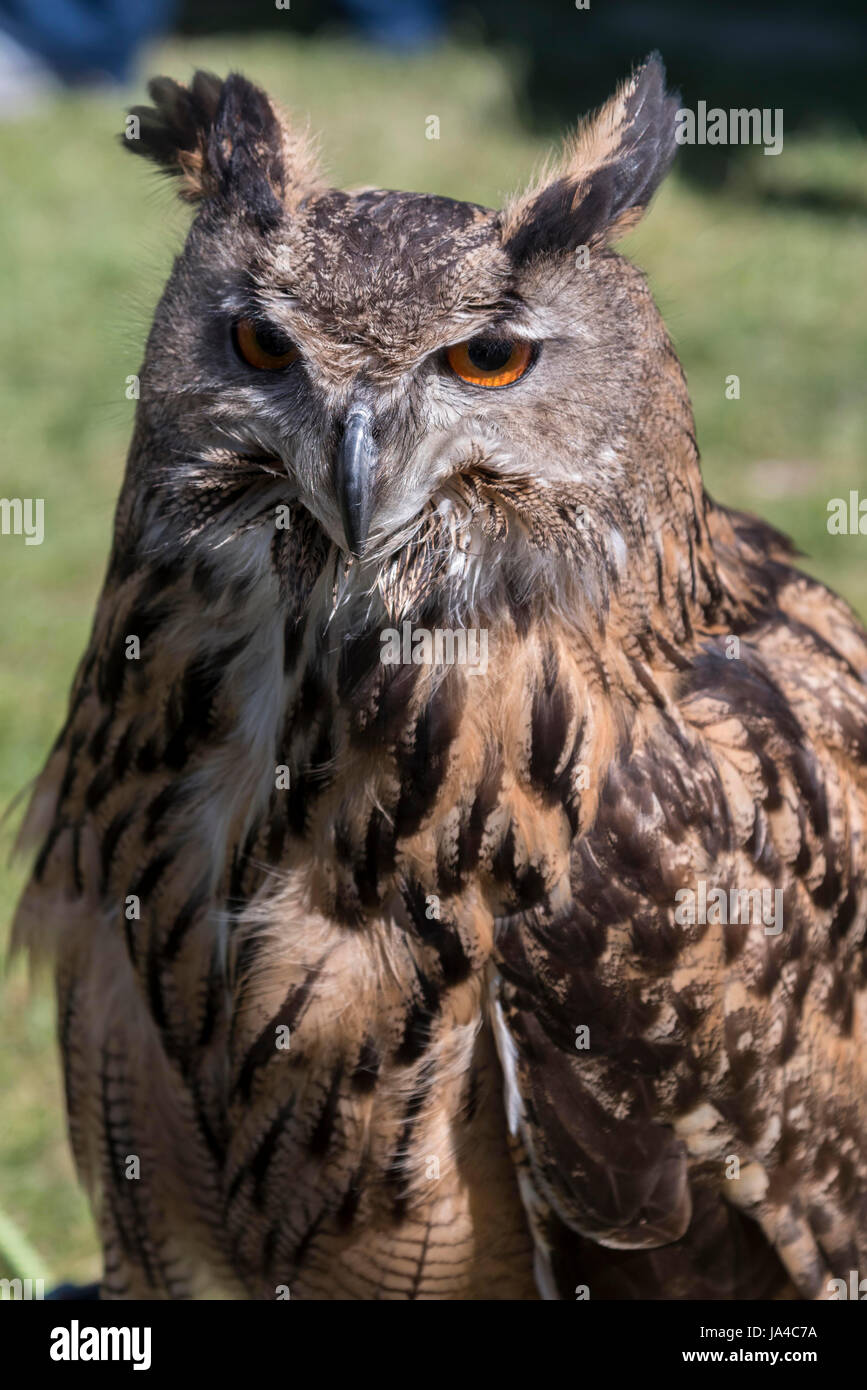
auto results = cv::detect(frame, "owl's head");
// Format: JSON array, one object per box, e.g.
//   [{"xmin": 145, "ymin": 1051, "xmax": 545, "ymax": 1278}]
[{"xmin": 123, "ymin": 57, "xmax": 695, "ymax": 623}]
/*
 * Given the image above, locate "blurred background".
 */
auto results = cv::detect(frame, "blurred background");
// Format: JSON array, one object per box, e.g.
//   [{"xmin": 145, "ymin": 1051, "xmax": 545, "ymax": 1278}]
[{"xmin": 1, "ymin": 0, "xmax": 865, "ymax": 1288}]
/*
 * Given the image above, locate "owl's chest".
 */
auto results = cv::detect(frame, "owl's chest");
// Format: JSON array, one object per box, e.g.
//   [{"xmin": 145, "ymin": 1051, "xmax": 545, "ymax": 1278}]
[
  {"xmin": 220, "ymin": 823, "xmax": 537, "ymax": 1297},
  {"xmin": 211, "ymin": 621, "xmax": 582, "ymax": 1290}
]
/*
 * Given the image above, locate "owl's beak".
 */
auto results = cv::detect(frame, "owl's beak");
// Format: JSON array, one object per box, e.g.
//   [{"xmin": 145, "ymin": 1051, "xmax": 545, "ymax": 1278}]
[{"xmin": 334, "ymin": 405, "xmax": 376, "ymax": 557}]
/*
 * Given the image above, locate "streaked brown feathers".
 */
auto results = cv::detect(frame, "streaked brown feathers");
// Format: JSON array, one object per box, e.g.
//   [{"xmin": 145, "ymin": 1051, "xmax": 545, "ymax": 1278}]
[{"xmin": 12, "ymin": 56, "xmax": 867, "ymax": 1300}]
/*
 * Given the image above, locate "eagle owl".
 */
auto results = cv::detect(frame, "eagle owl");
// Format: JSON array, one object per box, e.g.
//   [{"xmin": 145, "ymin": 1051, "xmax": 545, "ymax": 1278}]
[{"xmin": 13, "ymin": 55, "xmax": 867, "ymax": 1301}]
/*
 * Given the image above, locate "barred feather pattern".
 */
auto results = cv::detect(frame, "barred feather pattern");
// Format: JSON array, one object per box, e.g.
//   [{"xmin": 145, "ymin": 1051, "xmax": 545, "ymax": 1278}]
[{"xmin": 13, "ymin": 448, "xmax": 867, "ymax": 1299}]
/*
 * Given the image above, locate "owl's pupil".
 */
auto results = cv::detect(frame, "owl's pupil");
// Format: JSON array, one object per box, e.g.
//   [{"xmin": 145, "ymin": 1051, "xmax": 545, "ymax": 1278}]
[
  {"xmin": 467, "ymin": 337, "xmax": 513, "ymax": 372},
  {"xmin": 254, "ymin": 322, "xmax": 294, "ymax": 357}
]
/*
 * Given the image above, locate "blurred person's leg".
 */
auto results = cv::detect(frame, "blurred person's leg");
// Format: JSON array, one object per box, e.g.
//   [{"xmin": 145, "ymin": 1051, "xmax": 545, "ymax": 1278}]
[
  {"xmin": 339, "ymin": 0, "xmax": 444, "ymax": 50},
  {"xmin": 0, "ymin": 26, "xmax": 57, "ymax": 116},
  {"xmin": 46, "ymin": 1282, "xmax": 101, "ymax": 1300},
  {"xmin": 0, "ymin": 0, "xmax": 175, "ymax": 85}
]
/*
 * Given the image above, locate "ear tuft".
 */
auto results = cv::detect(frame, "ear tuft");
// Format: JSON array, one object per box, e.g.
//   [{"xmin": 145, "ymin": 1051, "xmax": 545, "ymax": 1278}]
[
  {"xmin": 121, "ymin": 71, "xmax": 321, "ymax": 221},
  {"xmin": 502, "ymin": 53, "xmax": 680, "ymax": 263},
  {"xmin": 122, "ymin": 71, "xmax": 225, "ymax": 201}
]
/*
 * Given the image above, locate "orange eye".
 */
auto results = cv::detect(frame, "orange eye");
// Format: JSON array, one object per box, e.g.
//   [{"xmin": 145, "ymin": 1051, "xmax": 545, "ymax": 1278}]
[
  {"xmin": 234, "ymin": 317, "xmax": 299, "ymax": 370},
  {"xmin": 445, "ymin": 336, "xmax": 534, "ymax": 388}
]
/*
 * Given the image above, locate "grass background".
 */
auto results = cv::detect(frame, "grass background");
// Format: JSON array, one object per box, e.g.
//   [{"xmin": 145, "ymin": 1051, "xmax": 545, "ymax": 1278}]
[{"xmin": 1, "ymin": 29, "xmax": 865, "ymax": 1286}]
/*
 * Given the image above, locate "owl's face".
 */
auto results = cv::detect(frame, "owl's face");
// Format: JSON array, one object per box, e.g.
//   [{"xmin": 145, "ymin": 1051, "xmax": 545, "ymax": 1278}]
[{"xmin": 127, "ymin": 59, "xmax": 685, "ymax": 607}]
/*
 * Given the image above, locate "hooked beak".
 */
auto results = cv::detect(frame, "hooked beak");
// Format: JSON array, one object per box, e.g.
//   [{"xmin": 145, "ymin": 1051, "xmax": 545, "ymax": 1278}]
[{"xmin": 334, "ymin": 404, "xmax": 376, "ymax": 557}]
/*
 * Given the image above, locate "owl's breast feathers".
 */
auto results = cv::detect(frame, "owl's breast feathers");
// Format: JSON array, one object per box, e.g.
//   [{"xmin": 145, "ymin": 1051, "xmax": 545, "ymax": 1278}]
[{"xmin": 12, "ymin": 501, "xmax": 867, "ymax": 1300}]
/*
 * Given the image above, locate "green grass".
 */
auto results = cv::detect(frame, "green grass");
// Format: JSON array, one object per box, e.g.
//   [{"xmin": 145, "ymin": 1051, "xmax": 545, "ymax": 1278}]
[{"xmin": 1, "ymin": 31, "xmax": 865, "ymax": 1284}]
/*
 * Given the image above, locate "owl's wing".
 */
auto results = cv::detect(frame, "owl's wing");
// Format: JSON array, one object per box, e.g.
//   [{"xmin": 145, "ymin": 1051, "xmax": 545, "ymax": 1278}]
[
  {"xmin": 10, "ymin": 531, "xmax": 300, "ymax": 1296},
  {"xmin": 492, "ymin": 578, "xmax": 867, "ymax": 1300}
]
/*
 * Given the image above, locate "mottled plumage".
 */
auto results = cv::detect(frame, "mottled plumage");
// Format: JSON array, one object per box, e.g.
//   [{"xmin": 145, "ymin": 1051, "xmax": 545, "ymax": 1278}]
[{"xmin": 13, "ymin": 56, "xmax": 867, "ymax": 1300}]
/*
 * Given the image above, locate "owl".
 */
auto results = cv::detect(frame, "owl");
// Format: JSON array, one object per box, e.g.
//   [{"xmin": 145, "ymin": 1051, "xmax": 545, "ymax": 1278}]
[{"xmin": 13, "ymin": 54, "xmax": 867, "ymax": 1301}]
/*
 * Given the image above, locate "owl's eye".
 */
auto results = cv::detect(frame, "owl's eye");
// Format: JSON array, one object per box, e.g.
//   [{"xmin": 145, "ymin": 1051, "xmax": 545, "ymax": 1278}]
[
  {"xmin": 233, "ymin": 317, "xmax": 299, "ymax": 371},
  {"xmin": 445, "ymin": 336, "xmax": 535, "ymax": 388}
]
